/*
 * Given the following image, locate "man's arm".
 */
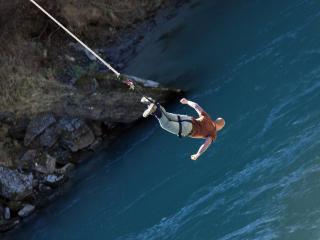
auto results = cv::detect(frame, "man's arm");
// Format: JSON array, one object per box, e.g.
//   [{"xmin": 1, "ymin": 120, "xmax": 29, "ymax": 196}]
[
  {"xmin": 191, "ymin": 137, "xmax": 213, "ymax": 160},
  {"xmin": 180, "ymin": 98, "xmax": 204, "ymax": 117}
]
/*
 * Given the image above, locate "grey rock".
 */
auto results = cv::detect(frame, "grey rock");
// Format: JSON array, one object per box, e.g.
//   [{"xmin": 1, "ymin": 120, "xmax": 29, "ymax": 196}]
[
  {"xmin": 0, "ymin": 166, "xmax": 33, "ymax": 200},
  {"xmin": 89, "ymin": 121, "xmax": 103, "ymax": 136},
  {"xmin": 89, "ymin": 137, "xmax": 102, "ymax": 150},
  {"xmin": 24, "ymin": 113, "xmax": 56, "ymax": 146},
  {"xmin": 55, "ymin": 163, "xmax": 75, "ymax": 175},
  {"xmin": 7, "ymin": 201, "xmax": 23, "ymax": 212},
  {"xmin": 45, "ymin": 174, "xmax": 67, "ymax": 187},
  {"xmin": 4, "ymin": 207, "xmax": 10, "ymax": 220},
  {"xmin": 39, "ymin": 184, "xmax": 52, "ymax": 193},
  {"xmin": 8, "ymin": 117, "xmax": 29, "ymax": 140},
  {"xmin": 58, "ymin": 117, "xmax": 95, "ymax": 152},
  {"xmin": 18, "ymin": 204, "xmax": 35, "ymax": 218},
  {"xmin": 20, "ymin": 150, "xmax": 56, "ymax": 174},
  {"xmin": 49, "ymin": 147, "xmax": 71, "ymax": 165},
  {"xmin": 0, "ymin": 112, "xmax": 15, "ymax": 125},
  {"xmin": 0, "ymin": 218, "xmax": 20, "ymax": 232},
  {"xmin": 124, "ymin": 74, "xmax": 160, "ymax": 87},
  {"xmin": 0, "ymin": 140, "xmax": 20, "ymax": 168},
  {"xmin": 39, "ymin": 125, "xmax": 59, "ymax": 148},
  {"xmin": 0, "ymin": 205, "xmax": 3, "ymax": 220},
  {"xmin": 35, "ymin": 154, "xmax": 56, "ymax": 174}
]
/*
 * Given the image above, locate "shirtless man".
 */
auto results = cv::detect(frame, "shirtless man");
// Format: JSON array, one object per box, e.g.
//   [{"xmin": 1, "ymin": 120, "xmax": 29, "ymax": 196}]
[{"xmin": 141, "ymin": 97, "xmax": 225, "ymax": 160}]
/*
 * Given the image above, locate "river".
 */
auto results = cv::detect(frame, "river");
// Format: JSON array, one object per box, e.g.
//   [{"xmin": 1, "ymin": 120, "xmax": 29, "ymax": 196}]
[{"xmin": 8, "ymin": 0, "xmax": 320, "ymax": 239}]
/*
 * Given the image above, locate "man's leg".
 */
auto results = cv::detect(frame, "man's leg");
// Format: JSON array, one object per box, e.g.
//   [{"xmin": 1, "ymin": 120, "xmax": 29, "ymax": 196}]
[
  {"xmin": 159, "ymin": 105, "xmax": 193, "ymax": 122},
  {"xmin": 154, "ymin": 104, "xmax": 193, "ymax": 137},
  {"xmin": 141, "ymin": 96, "xmax": 193, "ymax": 122}
]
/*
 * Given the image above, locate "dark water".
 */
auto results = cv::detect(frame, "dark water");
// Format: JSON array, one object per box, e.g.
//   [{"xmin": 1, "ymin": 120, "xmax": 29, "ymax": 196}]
[{"xmin": 9, "ymin": 0, "xmax": 320, "ymax": 239}]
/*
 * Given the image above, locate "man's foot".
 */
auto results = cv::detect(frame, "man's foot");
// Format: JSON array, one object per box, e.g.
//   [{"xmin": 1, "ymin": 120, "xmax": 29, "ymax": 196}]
[
  {"xmin": 141, "ymin": 96, "xmax": 155, "ymax": 105},
  {"xmin": 143, "ymin": 103, "xmax": 157, "ymax": 118}
]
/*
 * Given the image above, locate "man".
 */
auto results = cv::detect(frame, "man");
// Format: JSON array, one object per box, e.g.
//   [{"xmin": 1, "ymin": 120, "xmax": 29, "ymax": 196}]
[{"xmin": 141, "ymin": 97, "xmax": 225, "ymax": 160}]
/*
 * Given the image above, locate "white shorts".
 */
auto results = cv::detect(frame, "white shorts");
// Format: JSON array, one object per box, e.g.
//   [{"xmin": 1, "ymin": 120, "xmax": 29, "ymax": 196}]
[{"xmin": 156, "ymin": 106, "xmax": 193, "ymax": 137}]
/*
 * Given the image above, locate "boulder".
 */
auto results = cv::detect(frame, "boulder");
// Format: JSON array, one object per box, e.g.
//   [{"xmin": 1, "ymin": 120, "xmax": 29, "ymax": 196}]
[
  {"xmin": 55, "ymin": 163, "xmax": 75, "ymax": 175},
  {"xmin": 24, "ymin": 113, "xmax": 56, "ymax": 146},
  {"xmin": 7, "ymin": 201, "xmax": 24, "ymax": 212},
  {"xmin": 48, "ymin": 147, "xmax": 71, "ymax": 165},
  {"xmin": 45, "ymin": 174, "xmax": 67, "ymax": 188},
  {"xmin": 0, "ymin": 218, "xmax": 20, "ymax": 233},
  {"xmin": 8, "ymin": 116, "xmax": 30, "ymax": 140},
  {"xmin": 89, "ymin": 121, "xmax": 103, "ymax": 137},
  {"xmin": 0, "ymin": 167, "xmax": 33, "ymax": 201},
  {"xmin": 39, "ymin": 125, "xmax": 59, "ymax": 149},
  {"xmin": 18, "ymin": 204, "xmax": 35, "ymax": 218},
  {"xmin": 4, "ymin": 207, "xmax": 10, "ymax": 220},
  {"xmin": 58, "ymin": 117, "xmax": 95, "ymax": 152},
  {"xmin": 0, "ymin": 112, "xmax": 15, "ymax": 125},
  {"xmin": 0, "ymin": 205, "xmax": 3, "ymax": 219},
  {"xmin": 20, "ymin": 150, "xmax": 56, "ymax": 174},
  {"xmin": 0, "ymin": 141, "xmax": 16, "ymax": 168},
  {"xmin": 38, "ymin": 184, "xmax": 52, "ymax": 194},
  {"xmin": 89, "ymin": 137, "xmax": 102, "ymax": 150}
]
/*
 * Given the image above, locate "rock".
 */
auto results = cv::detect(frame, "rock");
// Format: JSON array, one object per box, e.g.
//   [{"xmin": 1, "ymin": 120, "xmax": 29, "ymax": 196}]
[
  {"xmin": 0, "ymin": 140, "xmax": 19, "ymax": 168},
  {"xmin": 124, "ymin": 74, "xmax": 160, "ymax": 87},
  {"xmin": 32, "ymin": 179, "xmax": 39, "ymax": 188},
  {"xmin": 4, "ymin": 207, "xmax": 10, "ymax": 220},
  {"xmin": 45, "ymin": 174, "xmax": 67, "ymax": 188},
  {"xmin": 24, "ymin": 113, "xmax": 56, "ymax": 146},
  {"xmin": 49, "ymin": 147, "xmax": 71, "ymax": 165},
  {"xmin": 0, "ymin": 218, "xmax": 20, "ymax": 232},
  {"xmin": 7, "ymin": 201, "xmax": 24, "ymax": 212},
  {"xmin": 38, "ymin": 184, "xmax": 52, "ymax": 194},
  {"xmin": 0, "ymin": 112, "xmax": 15, "ymax": 125},
  {"xmin": 36, "ymin": 153, "xmax": 56, "ymax": 174},
  {"xmin": 58, "ymin": 117, "xmax": 95, "ymax": 152},
  {"xmin": 75, "ymin": 75, "xmax": 99, "ymax": 93},
  {"xmin": 0, "ymin": 167, "xmax": 33, "ymax": 201},
  {"xmin": 18, "ymin": 204, "xmax": 35, "ymax": 218},
  {"xmin": 0, "ymin": 205, "xmax": 3, "ymax": 219},
  {"xmin": 89, "ymin": 121, "xmax": 103, "ymax": 136},
  {"xmin": 8, "ymin": 116, "xmax": 29, "ymax": 140},
  {"xmin": 39, "ymin": 125, "xmax": 59, "ymax": 149},
  {"xmin": 89, "ymin": 137, "xmax": 102, "ymax": 150},
  {"xmin": 20, "ymin": 150, "xmax": 56, "ymax": 174},
  {"xmin": 55, "ymin": 163, "xmax": 75, "ymax": 175}
]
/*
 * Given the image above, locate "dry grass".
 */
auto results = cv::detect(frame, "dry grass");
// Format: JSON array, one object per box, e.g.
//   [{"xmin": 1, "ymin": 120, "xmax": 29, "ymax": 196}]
[{"xmin": 0, "ymin": 38, "xmax": 72, "ymax": 115}]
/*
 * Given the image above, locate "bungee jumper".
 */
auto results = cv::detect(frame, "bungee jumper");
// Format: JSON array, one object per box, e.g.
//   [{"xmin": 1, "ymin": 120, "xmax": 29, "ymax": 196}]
[
  {"xmin": 29, "ymin": 0, "xmax": 225, "ymax": 160},
  {"xmin": 141, "ymin": 97, "xmax": 225, "ymax": 160}
]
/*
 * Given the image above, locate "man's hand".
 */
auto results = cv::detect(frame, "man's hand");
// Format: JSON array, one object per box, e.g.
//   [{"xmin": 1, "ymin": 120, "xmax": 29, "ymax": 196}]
[
  {"xmin": 191, "ymin": 154, "xmax": 199, "ymax": 161},
  {"xmin": 180, "ymin": 98, "xmax": 188, "ymax": 104}
]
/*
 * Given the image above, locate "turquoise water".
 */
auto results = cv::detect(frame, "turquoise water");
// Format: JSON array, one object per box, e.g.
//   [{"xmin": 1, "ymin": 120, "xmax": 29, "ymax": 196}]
[{"xmin": 8, "ymin": 0, "xmax": 320, "ymax": 239}]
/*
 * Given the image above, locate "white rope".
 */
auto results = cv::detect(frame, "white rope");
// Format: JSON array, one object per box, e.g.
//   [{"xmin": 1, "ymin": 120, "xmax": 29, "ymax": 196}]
[{"xmin": 29, "ymin": 0, "xmax": 121, "ymax": 77}]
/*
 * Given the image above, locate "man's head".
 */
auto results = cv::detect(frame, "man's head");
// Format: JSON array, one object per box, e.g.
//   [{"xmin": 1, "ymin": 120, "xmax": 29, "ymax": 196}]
[{"xmin": 215, "ymin": 118, "xmax": 225, "ymax": 131}]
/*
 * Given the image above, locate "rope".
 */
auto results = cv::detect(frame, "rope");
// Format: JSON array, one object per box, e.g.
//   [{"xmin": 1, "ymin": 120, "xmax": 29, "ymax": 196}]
[{"xmin": 29, "ymin": 0, "xmax": 121, "ymax": 77}]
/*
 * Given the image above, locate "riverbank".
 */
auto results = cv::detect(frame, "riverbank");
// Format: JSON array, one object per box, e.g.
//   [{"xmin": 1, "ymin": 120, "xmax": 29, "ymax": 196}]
[{"xmin": 0, "ymin": 0, "xmax": 184, "ymax": 232}]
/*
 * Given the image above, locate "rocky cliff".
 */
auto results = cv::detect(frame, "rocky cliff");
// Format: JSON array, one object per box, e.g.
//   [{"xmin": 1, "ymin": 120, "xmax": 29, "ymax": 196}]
[{"xmin": 0, "ymin": 0, "xmax": 182, "ymax": 232}]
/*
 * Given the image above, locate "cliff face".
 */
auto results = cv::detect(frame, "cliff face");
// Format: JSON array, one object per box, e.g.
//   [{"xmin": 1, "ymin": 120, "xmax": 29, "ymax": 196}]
[{"xmin": 0, "ymin": 0, "xmax": 182, "ymax": 232}]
